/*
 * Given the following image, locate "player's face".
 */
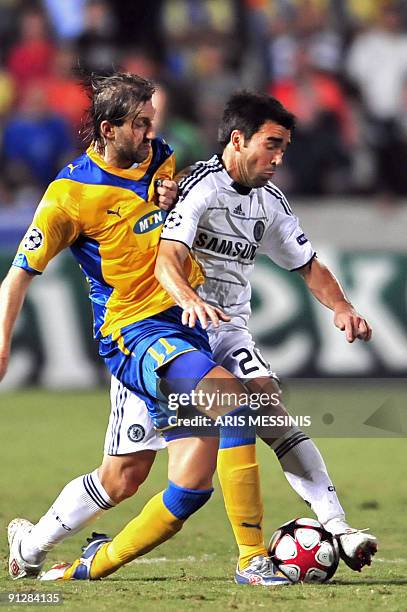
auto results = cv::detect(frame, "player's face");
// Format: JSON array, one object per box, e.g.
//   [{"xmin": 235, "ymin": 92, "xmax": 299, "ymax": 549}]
[
  {"xmin": 237, "ymin": 121, "xmax": 291, "ymax": 188},
  {"xmin": 113, "ymin": 99, "xmax": 156, "ymax": 167}
]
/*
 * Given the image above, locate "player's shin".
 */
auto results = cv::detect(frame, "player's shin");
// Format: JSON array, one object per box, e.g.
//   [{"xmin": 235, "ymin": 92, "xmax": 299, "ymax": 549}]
[
  {"xmin": 217, "ymin": 407, "xmax": 268, "ymax": 569},
  {"xmin": 20, "ymin": 470, "xmax": 114, "ymax": 565},
  {"xmin": 86, "ymin": 482, "xmax": 213, "ymax": 579},
  {"xmin": 264, "ymin": 428, "xmax": 345, "ymax": 525}
]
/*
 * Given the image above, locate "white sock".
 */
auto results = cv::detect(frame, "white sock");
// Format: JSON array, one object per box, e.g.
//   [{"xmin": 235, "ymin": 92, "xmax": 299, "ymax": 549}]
[
  {"xmin": 323, "ymin": 516, "xmax": 352, "ymax": 535},
  {"xmin": 269, "ymin": 428, "xmax": 346, "ymax": 525},
  {"xmin": 20, "ymin": 469, "xmax": 114, "ymax": 564}
]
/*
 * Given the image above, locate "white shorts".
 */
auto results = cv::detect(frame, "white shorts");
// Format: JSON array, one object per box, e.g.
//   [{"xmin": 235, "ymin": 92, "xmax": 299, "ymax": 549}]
[
  {"xmin": 104, "ymin": 380, "xmax": 166, "ymax": 455},
  {"xmin": 104, "ymin": 321, "xmax": 275, "ymax": 455},
  {"xmin": 208, "ymin": 319, "xmax": 276, "ymax": 380}
]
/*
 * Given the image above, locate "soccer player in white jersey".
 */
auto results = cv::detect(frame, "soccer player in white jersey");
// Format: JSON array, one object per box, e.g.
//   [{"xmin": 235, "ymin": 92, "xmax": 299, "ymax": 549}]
[{"xmin": 10, "ymin": 91, "xmax": 376, "ymax": 583}]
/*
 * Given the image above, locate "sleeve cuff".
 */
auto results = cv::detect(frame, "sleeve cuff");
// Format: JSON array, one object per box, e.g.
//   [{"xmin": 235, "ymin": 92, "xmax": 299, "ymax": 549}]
[
  {"xmin": 159, "ymin": 237, "xmax": 192, "ymax": 251},
  {"xmin": 12, "ymin": 253, "xmax": 42, "ymax": 275},
  {"xmin": 290, "ymin": 252, "xmax": 317, "ymax": 272}
]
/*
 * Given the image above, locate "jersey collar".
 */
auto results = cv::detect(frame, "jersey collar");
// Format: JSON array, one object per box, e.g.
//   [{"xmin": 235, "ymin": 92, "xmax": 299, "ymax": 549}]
[
  {"xmin": 230, "ymin": 181, "xmax": 252, "ymax": 195},
  {"xmin": 87, "ymin": 145, "xmax": 153, "ymax": 180},
  {"xmin": 215, "ymin": 154, "xmax": 252, "ymax": 195}
]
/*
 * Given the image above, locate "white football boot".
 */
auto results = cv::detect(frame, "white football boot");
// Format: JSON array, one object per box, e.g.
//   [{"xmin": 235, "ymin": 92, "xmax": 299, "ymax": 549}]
[
  {"xmin": 324, "ymin": 518, "xmax": 378, "ymax": 572},
  {"xmin": 8, "ymin": 518, "xmax": 44, "ymax": 580},
  {"xmin": 235, "ymin": 555, "xmax": 292, "ymax": 586}
]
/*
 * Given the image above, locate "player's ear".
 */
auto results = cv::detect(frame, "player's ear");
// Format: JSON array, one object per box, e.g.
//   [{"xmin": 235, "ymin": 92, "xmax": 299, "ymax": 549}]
[
  {"xmin": 100, "ymin": 120, "xmax": 115, "ymax": 141},
  {"xmin": 230, "ymin": 130, "xmax": 243, "ymax": 152}
]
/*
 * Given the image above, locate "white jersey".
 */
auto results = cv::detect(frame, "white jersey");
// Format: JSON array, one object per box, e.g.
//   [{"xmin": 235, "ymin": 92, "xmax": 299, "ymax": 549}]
[{"xmin": 161, "ymin": 155, "xmax": 315, "ymax": 324}]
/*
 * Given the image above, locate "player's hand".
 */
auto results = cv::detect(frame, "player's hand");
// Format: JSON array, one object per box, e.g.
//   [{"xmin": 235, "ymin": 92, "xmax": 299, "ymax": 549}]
[
  {"xmin": 181, "ymin": 297, "xmax": 231, "ymax": 329},
  {"xmin": 333, "ymin": 302, "xmax": 372, "ymax": 343},
  {"xmin": 155, "ymin": 179, "xmax": 178, "ymax": 211}
]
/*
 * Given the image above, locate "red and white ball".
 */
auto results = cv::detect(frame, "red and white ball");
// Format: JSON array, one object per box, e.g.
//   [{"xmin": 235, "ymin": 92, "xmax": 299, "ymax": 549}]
[{"xmin": 268, "ymin": 517, "xmax": 339, "ymax": 583}]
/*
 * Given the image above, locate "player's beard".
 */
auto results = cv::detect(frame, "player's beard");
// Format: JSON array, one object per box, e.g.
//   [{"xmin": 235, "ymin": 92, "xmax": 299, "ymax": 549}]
[{"xmin": 116, "ymin": 139, "xmax": 151, "ymax": 167}]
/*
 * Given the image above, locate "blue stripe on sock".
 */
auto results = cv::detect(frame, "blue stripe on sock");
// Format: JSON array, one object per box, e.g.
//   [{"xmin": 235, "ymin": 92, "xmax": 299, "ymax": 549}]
[
  {"xmin": 162, "ymin": 481, "xmax": 213, "ymax": 520},
  {"xmin": 219, "ymin": 405, "xmax": 256, "ymax": 449}
]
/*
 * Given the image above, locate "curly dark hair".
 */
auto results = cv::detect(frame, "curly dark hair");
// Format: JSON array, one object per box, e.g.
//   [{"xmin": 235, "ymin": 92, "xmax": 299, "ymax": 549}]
[{"xmin": 80, "ymin": 72, "xmax": 155, "ymax": 151}]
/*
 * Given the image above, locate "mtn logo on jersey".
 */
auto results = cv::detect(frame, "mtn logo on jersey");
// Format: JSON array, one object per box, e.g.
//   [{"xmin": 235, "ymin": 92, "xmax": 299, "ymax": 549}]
[
  {"xmin": 195, "ymin": 231, "xmax": 258, "ymax": 261},
  {"xmin": 232, "ymin": 203, "xmax": 245, "ymax": 216},
  {"xmin": 133, "ymin": 210, "xmax": 165, "ymax": 234}
]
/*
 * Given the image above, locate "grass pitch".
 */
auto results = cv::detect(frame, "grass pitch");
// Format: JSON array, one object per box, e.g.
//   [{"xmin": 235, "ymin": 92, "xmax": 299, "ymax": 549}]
[{"xmin": 0, "ymin": 384, "xmax": 406, "ymax": 611}]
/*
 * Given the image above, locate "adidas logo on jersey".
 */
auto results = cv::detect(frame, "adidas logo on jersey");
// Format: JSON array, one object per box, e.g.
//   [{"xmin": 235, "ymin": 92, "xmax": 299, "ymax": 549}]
[{"xmin": 232, "ymin": 203, "xmax": 245, "ymax": 216}]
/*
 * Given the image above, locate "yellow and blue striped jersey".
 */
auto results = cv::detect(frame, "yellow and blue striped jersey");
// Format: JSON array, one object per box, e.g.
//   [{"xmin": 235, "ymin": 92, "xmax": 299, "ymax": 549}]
[{"xmin": 13, "ymin": 138, "xmax": 204, "ymax": 340}]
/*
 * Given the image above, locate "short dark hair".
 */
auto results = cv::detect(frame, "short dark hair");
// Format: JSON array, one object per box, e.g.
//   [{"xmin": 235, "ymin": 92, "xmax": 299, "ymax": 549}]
[
  {"xmin": 81, "ymin": 72, "xmax": 155, "ymax": 150},
  {"xmin": 218, "ymin": 90, "xmax": 296, "ymax": 148}
]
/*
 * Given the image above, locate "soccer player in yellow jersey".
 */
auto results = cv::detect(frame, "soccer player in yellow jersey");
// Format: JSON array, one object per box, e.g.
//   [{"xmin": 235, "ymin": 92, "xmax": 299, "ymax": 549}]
[{"xmin": 1, "ymin": 74, "xmax": 290, "ymax": 585}]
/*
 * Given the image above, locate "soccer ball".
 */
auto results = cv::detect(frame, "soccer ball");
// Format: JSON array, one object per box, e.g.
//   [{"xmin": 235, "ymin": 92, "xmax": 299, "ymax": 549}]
[{"xmin": 268, "ymin": 518, "xmax": 339, "ymax": 583}]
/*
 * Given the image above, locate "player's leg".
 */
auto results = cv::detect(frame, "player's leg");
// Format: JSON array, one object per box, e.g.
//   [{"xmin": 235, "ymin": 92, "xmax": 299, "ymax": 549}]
[
  {"xmin": 105, "ymin": 343, "xmax": 269, "ymax": 575},
  {"xmin": 144, "ymin": 354, "xmax": 289, "ymax": 584},
  {"xmin": 42, "ymin": 325, "xmax": 289, "ymax": 584},
  {"xmin": 250, "ymin": 376, "xmax": 377, "ymax": 570},
  {"xmin": 88, "ymin": 435, "xmax": 219, "ymax": 579},
  {"xmin": 139, "ymin": 330, "xmax": 279, "ymax": 577},
  {"xmin": 99, "ymin": 377, "xmax": 166, "ymax": 503},
  {"xmin": 212, "ymin": 324, "xmax": 349, "ymax": 520},
  {"xmin": 8, "ymin": 380, "xmax": 162, "ymax": 580},
  {"xmin": 47, "ymin": 430, "xmax": 288, "ymax": 586},
  {"xmin": 247, "ymin": 375, "xmax": 347, "ymax": 524},
  {"xmin": 209, "ymin": 327, "xmax": 294, "ymax": 570},
  {"xmin": 199, "ymin": 366, "xmax": 268, "ymax": 571},
  {"xmin": 46, "ymin": 435, "xmax": 218, "ymax": 580},
  {"xmin": 211, "ymin": 324, "xmax": 377, "ymax": 569}
]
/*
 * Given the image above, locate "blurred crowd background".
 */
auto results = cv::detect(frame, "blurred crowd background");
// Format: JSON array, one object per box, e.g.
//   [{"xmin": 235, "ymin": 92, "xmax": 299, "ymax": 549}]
[
  {"xmin": 1, "ymin": 0, "xmax": 406, "ymax": 387},
  {"xmin": 0, "ymin": 0, "xmax": 407, "ymax": 212}
]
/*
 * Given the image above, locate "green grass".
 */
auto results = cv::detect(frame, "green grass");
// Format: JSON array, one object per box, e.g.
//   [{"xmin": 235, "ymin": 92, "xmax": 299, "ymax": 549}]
[{"xmin": 0, "ymin": 385, "xmax": 406, "ymax": 611}]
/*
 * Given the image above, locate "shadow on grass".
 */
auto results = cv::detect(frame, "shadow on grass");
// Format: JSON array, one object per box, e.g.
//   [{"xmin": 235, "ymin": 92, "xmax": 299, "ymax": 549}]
[
  {"xmin": 105, "ymin": 576, "xmax": 407, "ymax": 587},
  {"xmin": 331, "ymin": 579, "xmax": 407, "ymax": 586},
  {"xmin": 106, "ymin": 576, "xmax": 229, "ymax": 583}
]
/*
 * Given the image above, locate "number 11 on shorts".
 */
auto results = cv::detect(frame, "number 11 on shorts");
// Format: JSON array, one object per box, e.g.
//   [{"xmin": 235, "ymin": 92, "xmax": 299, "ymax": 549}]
[{"xmin": 148, "ymin": 338, "xmax": 177, "ymax": 367}]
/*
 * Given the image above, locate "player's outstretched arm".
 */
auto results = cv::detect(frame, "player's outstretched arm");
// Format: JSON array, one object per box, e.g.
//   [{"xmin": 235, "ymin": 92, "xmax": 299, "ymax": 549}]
[
  {"xmin": 155, "ymin": 239, "xmax": 230, "ymax": 329},
  {"xmin": 298, "ymin": 256, "xmax": 372, "ymax": 343},
  {"xmin": 0, "ymin": 267, "xmax": 35, "ymax": 381}
]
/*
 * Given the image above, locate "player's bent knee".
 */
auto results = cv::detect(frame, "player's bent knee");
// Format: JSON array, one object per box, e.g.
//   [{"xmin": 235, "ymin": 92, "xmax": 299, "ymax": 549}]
[{"xmin": 163, "ymin": 481, "xmax": 213, "ymax": 520}]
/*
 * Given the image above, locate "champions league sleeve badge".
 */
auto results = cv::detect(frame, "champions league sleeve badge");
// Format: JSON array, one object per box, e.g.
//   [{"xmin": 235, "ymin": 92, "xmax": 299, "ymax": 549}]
[
  {"xmin": 164, "ymin": 210, "xmax": 182, "ymax": 230},
  {"xmin": 23, "ymin": 227, "xmax": 44, "ymax": 251}
]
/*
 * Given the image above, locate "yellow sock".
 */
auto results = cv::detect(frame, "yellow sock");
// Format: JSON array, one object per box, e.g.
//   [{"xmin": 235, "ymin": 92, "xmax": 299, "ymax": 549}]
[
  {"xmin": 217, "ymin": 443, "xmax": 267, "ymax": 569},
  {"xmin": 70, "ymin": 491, "xmax": 183, "ymax": 579}
]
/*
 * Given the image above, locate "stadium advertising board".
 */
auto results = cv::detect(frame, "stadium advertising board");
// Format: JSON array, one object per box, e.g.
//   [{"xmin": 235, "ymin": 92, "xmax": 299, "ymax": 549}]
[{"xmin": 0, "ymin": 249, "xmax": 405, "ymax": 389}]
